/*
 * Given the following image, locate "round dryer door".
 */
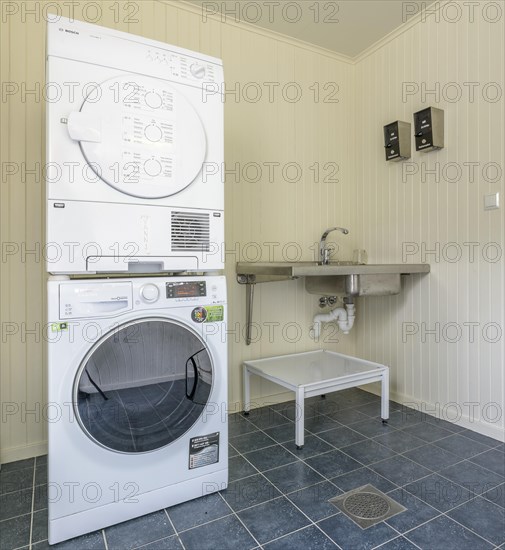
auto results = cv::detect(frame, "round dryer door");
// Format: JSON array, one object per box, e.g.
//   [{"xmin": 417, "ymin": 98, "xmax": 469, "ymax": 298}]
[
  {"xmin": 67, "ymin": 75, "xmax": 207, "ymax": 198},
  {"xmin": 73, "ymin": 318, "xmax": 213, "ymax": 454}
]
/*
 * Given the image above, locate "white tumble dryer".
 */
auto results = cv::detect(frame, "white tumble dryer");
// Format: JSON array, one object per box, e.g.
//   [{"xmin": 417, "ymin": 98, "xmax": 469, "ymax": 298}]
[
  {"xmin": 46, "ymin": 16, "xmax": 224, "ymax": 274},
  {"xmin": 47, "ymin": 275, "xmax": 228, "ymax": 544}
]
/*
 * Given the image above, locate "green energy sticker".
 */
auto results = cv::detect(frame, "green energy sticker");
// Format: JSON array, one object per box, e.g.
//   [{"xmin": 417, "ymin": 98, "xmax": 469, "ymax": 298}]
[
  {"xmin": 205, "ymin": 306, "xmax": 224, "ymax": 322},
  {"xmin": 191, "ymin": 306, "xmax": 224, "ymax": 323},
  {"xmin": 51, "ymin": 322, "xmax": 68, "ymax": 332}
]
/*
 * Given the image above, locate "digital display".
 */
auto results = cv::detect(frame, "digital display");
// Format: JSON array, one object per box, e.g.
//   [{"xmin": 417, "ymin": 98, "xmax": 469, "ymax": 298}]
[{"xmin": 166, "ymin": 281, "xmax": 206, "ymax": 299}]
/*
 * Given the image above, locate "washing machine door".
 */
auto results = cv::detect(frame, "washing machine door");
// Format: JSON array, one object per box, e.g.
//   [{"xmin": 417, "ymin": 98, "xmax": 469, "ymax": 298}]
[
  {"xmin": 67, "ymin": 75, "xmax": 207, "ymax": 199},
  {"xmin": 73, "ymin": 318, "xmax": 213, "ymax": 453}
]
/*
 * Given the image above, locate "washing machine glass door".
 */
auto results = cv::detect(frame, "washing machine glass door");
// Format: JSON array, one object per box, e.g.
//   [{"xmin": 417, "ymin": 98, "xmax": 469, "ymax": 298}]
[
  {"xmin": 67, "ymin": 75, "xmax": 206, "ymax": 199},
  {"xmin": 73, "ymin": 318, "xmax": 213, "ymax": 453}
]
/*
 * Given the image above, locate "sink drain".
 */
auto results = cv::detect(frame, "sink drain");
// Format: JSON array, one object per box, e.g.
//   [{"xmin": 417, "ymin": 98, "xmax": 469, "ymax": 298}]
[{"xmin": 329, "ymin": 484, "xmax": 406, "ymax": 529}]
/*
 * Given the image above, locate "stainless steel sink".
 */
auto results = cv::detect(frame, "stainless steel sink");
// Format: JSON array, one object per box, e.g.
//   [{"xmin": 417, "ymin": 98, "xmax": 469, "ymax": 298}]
[
  {"xmin": 236, "ymin": 261, "xmax": 430, "ymax": 296},
  {"xmin": 235, "ymin": 261, "xmax": 430, "ymax": 344},
  {"xmin": 305, "ymin": 272, "xmax": 403, "ymax": 296}
]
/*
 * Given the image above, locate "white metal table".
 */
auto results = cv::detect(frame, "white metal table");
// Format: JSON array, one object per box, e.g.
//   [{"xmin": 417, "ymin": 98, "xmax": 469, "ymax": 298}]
[{"xmin": 243, "ymin": 350, "xmax": 389, "ymax": 449}]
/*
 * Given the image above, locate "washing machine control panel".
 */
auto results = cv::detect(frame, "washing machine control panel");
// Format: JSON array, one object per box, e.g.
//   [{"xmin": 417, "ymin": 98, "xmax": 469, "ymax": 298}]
[
  {"xmin": 166, "ymin": 281, "xmax": 206, "ymax": 299},
  {"xmin": 55, "ymin": 277, "xmax": 225, "ymax": 320},
  {"xmin": 59, "ymin": 282, "xmax": 133, "ymax": 319}
]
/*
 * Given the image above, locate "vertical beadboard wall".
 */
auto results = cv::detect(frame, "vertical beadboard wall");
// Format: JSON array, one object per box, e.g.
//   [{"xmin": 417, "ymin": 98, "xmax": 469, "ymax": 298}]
[
  {"xmin": 354, "ymin": 10, "xmax": 505, "ymax": 439},
  {"xmin": 3, "ymin": 1, "xmax": 503, "ymax": 463},
  {"xmin": 0, "ymin": 0, "xmax": 357, "ymax": 462}
]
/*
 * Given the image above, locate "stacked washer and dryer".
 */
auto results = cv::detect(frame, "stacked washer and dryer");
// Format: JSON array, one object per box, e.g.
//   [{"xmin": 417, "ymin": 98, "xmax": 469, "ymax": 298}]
[{"xmin": 45, "ymin": 16, "xmax": 227, "ymax": 544}]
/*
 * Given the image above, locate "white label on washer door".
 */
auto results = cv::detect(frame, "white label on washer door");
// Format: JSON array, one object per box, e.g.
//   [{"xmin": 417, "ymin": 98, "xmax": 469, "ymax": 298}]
[
  {"xmin": 121, "ymin": 83, "xmax": 176, "ymax": 115},
  {"xmin": 189, "ymin": 432, "xmax": 220, "ymax": 469},
  {"xmin": 122, "ymin": 114, "xmax": 175, "ymax": 149},
  {"xmin": 120, "ymin": 150, "xmax": 174, "ymax": 185}
]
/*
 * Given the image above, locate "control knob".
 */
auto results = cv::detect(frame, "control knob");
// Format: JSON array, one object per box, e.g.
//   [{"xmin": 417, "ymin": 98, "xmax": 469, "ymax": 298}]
[
  {"xmin": 140, "ymin": 284, "xmax": 160, "ymax": 303},
  {"xmin": 190, "ymin": 63, "xmax": 206, "ymax": 79}
]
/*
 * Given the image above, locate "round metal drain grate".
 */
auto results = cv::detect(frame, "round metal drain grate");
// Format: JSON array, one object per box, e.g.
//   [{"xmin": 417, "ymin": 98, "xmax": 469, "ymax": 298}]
[{"xmin": 343, "ymin": 492, "xmax": 391, "ymax": 520}]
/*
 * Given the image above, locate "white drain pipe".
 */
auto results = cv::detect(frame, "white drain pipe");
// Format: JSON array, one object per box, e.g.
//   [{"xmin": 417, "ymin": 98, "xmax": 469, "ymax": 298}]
[{"xmin": 310, "ymin": 303, "xmax": 356, "ymax": 339}]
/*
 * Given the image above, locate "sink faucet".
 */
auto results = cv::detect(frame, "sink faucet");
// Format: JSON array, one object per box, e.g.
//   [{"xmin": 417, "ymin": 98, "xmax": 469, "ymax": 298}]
[{"xmin": 319, "ymin": 227, "xmax": 349, "ymax": 265}]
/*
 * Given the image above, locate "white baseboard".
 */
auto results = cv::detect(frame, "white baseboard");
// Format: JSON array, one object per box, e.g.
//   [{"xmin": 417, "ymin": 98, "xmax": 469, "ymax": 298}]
[
  {"xmin": 1, "ymin": 441, "xmax": 48, "ymax": 465},
  {"xmin": 364, "ymin": 383, "xmax": 505, "ymax": 443}
]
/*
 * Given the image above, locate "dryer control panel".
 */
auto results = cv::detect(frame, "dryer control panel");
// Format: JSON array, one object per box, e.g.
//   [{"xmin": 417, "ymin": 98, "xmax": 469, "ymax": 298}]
[
  {"xmin": 47, "ymin": 15, "xmax": 224, "ymax": 89},
  {"xmin": 145, "ymin": 49, "xmax": 218, "ymax": 84}
]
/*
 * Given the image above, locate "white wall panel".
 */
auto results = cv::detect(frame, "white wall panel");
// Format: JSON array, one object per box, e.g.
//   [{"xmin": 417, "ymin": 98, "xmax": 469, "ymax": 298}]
[{"xmin": 354, "ymin": 7, "xmax": 505, "ymax": 440}]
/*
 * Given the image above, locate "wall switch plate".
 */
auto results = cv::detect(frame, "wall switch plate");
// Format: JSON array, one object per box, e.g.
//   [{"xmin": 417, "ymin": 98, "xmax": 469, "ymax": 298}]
[{"xmin": 484, "ymin": 193, "xmax": 500, "ymax": 210}]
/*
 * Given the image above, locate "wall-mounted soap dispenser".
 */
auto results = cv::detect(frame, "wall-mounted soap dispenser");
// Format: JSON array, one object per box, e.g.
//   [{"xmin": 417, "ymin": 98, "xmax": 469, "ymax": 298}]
[
  {"xmin": 384, "ymin": 121, "xmax": 411, "ymax": 161},
  {"xmin": 414, "ymin": 107, "xmax": 444, "ymax": 152}
]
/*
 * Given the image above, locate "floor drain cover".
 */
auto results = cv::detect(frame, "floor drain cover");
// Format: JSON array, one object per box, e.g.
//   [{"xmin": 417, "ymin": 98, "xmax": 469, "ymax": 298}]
[
  {"xmin": 344, "ymin": 492, "xmax": 391, "ymax": 519},
  {"xmin": 329, "ymin": 484, "xmax": 406, "ymax": 529}
]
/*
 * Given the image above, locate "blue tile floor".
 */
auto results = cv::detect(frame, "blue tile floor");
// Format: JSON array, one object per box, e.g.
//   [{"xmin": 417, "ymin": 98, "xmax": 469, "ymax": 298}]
[{"xmin": 1, "ymin": 388, "xmax": 504, "ymax": 549}]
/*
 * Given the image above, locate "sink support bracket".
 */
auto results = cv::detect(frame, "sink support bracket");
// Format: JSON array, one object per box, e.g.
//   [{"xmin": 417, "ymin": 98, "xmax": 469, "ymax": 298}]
[{"xmin": 237, "ymin": 274, "xmax": 256, "ymax": 345}]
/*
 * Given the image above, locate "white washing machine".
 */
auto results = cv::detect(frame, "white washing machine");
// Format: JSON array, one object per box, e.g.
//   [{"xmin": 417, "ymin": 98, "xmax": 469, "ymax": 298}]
[
  {"xmin": 46, "ymin": 16, "xmax": 224, "ymax": 274},
  {"xmin": 47, "ymin": 275, "xmax": 228, "ymax": 544}
]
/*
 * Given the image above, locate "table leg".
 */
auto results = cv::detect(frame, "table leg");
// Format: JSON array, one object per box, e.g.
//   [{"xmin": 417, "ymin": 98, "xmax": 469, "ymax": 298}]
[
  {"xmin": 243, "ymin": 365, "xmax": 251, "ymax": 416},
  {"xmin": 295, "ymin": 387, "xmax": 305, "ymax": 449},
  {"xmin": 381, "ymin": 368, "xmax": 390, "ymax": 423}
]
